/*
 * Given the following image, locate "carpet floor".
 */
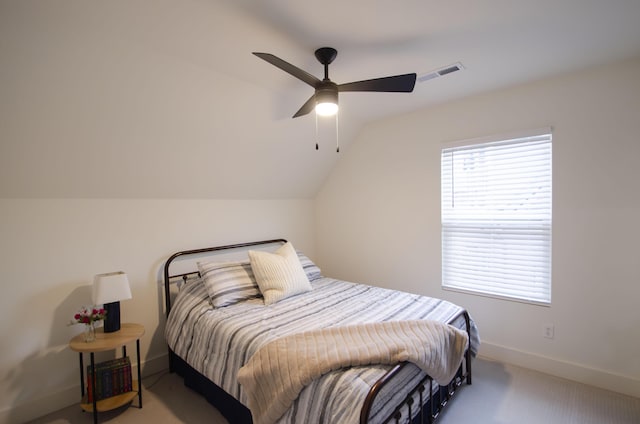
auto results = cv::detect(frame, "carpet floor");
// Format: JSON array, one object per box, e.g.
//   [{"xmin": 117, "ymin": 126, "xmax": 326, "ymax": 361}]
[{"xmin": 28, "ymin": 358, "xmax": 640, "ymax": 424}]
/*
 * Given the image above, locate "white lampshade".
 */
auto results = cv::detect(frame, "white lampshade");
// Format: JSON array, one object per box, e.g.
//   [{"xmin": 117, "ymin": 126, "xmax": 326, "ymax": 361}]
[{"xmin": 92, "ymin": 271, "xmax": 132, "ymax": 305}]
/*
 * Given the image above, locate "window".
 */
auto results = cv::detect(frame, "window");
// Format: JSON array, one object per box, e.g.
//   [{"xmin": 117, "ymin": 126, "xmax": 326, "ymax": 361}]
[{"xmin": 441, "ymin": 129, "xmax": 552, "ymax": 305}]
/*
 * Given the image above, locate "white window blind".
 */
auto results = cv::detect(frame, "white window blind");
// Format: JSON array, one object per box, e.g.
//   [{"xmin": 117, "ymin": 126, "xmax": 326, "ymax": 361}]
[{"xmin": 441, "ymin": 129, "xmax": 552, "ymax": 305}]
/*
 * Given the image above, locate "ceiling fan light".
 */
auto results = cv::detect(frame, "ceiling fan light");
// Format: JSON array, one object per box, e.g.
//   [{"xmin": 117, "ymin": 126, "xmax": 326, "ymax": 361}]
[
  {"xmin": 316, "ymin": 101, "xmax": 339, "ymax": 116},
  {"xmin": 315, "ymin": 87, "xmax": 339, "ymax": 116}
]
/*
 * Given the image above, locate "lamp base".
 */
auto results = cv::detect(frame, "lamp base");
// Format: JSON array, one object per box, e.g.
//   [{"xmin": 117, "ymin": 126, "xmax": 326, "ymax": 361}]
[{"xmin": 103, "ymin": 301, "xmax": 121, "ymax": 333}]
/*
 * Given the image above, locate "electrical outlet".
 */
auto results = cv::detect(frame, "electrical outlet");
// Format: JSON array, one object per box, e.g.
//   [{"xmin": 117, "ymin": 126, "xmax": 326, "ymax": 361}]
[{"xmin": 544, "ymin": 324, "xmax": 555, "ymax": 339}]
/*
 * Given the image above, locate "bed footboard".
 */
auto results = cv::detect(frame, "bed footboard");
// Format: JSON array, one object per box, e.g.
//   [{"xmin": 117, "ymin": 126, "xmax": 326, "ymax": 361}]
[{"xmin": 360, "ymin": 310, "xmax": 473, "ymax": 424}]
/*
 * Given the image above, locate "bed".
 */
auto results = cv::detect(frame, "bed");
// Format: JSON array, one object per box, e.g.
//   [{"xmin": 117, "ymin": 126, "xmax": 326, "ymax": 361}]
[{"xmin": 163, "ymin": 239, "xmax": 480, "ymax": 424}]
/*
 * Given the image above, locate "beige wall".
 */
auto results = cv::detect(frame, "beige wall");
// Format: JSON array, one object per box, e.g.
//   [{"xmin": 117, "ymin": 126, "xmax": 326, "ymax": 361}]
[
  {"xmin": 0, "ymin": 198, "xmax": 315, "ymax": 423},
  {"xmin": 316, "ymin": 57, "xmax": 640, "ymax": 397}
]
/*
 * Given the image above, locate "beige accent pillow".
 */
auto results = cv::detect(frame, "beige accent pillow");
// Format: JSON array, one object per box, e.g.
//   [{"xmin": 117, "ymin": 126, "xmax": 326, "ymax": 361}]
[{"xmin": 249, "ymin": 242, "xmax": 312, "ymax": 305}]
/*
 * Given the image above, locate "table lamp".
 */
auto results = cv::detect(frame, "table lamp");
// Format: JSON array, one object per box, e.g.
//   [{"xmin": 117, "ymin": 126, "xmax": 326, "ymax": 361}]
[{"xmin": 92, "ymin": 271, "xmax": 132, "ymax": 333}]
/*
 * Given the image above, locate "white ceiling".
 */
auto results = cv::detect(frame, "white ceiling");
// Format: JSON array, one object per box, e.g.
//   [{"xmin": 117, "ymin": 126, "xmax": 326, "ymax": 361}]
[
  {"xmin": 229, "ymin": 0, "xmax": 640, "ymax": 121},
  {"xmin": 2, "ymin": 1, "xmax": 640, "ymax": 198}
]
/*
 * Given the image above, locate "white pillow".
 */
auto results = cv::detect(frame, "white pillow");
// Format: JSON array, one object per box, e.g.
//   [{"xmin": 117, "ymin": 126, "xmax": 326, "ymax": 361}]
[{"xmin": 249, "ymin": 242, "xmax": 312, "ymax": 305}]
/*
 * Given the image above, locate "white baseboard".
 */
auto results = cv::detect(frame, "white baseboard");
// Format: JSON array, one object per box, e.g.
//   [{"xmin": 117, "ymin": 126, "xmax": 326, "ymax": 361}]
[
  {"xmin": 0, "ymin": 353, "xmax": 169, "ymax": 424},
  {"xmin": 478, "ymin": 342, "xmax": 640, "ymax": 398}
]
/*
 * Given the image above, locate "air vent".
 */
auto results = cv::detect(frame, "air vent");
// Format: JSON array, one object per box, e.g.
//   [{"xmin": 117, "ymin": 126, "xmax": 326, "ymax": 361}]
[{"xmin": 418, "ymin": 62, "xmax": 464, "ymax": 83}]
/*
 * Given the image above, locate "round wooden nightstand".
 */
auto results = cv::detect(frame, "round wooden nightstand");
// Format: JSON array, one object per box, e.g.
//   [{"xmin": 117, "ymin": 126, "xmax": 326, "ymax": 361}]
[{"xmin": 69, "ymin": 323, "xmax": 145, "ymax": 424}]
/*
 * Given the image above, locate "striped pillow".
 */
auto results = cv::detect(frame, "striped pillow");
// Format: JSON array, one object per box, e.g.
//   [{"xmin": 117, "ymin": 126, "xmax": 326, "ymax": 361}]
[
  {"xmin": 197, "ymin": 260, "xmax": 261, "ymax": 307},
  {"xmin": 296, "ymin": 251, "xmax": 322, "ymax": 281},
  {"xmin": 249, "ymin": 242, "xmax": 312, "ymax": 305}
]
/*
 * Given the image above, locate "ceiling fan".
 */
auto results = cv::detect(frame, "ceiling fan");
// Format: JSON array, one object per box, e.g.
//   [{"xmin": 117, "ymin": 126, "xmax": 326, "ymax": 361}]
[{"xmin": 253, "ymin": 47, "xmax": 417, "ymax": 119}]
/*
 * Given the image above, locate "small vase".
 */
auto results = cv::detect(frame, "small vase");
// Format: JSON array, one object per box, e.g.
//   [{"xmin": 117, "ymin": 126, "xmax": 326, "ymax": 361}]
[{"xmin": 84, "ymin": 322, "xmax": 96, "ymax": 342}]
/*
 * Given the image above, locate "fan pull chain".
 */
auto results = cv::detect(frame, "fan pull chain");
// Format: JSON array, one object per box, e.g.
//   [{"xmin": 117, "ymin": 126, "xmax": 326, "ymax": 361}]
[
  {"xmin": 335, "ymin": 113, "xmax": 340, "ymax": 153},
  {"xmin": 314, "ymin": 112, "xmax": 340, "ymax": 152},
  {"xmin": 315, "ymin": 112, "xmax": 319, "ymax": 150}
]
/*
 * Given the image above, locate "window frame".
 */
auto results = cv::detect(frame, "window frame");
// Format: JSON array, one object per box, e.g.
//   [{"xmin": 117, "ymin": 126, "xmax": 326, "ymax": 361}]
[{"xmin": 440, "ymin": 128, "xmax": 552, "ymax": 306}]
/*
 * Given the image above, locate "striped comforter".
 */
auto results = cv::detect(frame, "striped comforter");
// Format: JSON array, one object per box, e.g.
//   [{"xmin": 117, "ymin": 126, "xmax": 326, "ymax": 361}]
[{"xmin": 165, "ymin": 277, "xmax": 480, "ymax": 424}]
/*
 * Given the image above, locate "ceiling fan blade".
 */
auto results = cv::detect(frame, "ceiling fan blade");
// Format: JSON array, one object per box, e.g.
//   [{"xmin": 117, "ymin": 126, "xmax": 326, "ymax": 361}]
[
  {"xmin": 338, "ymin": 73, "xmax": 417, "ymax": 93},
  {"xmin": 292, "ymin": 94, "xmax": 316, "ymax": 118},
  {"xmin": 253, "ymin": 52, "xmax": 321, "ymax": 88}
]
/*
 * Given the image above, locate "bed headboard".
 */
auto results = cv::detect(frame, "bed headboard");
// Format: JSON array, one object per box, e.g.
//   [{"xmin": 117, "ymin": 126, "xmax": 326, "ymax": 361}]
[{"xmin": 163, "ymin": 239, "xmax": 287, "ymax": 318}]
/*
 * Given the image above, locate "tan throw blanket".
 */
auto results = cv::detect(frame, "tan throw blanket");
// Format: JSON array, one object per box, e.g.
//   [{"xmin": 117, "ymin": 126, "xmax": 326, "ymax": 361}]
[{"xmin": 237, "ymin": 320, "xmax": 469, "ymax": 424}]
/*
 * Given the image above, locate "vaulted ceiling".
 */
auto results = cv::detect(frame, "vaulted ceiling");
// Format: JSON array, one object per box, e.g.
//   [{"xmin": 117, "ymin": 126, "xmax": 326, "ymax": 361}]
[{"xmin": 2, "ymin": 1, "xmax": 640, "ymax": 198}]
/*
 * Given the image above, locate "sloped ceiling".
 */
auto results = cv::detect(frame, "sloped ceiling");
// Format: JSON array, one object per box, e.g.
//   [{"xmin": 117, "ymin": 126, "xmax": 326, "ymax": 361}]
[{"xmin": 2, "ymin": 0, "xmax": 640, "ymax": 198}]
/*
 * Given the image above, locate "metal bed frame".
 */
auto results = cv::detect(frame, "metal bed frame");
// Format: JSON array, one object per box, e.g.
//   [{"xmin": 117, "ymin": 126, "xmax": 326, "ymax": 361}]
[{"xmin": 163, "ymin": 239, "xmax": 472, "ymax": 424}]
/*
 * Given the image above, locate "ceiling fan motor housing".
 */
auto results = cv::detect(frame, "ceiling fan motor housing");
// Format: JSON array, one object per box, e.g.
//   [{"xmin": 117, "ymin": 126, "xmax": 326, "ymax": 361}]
[{"xmin": 315, "ymin": 80, "xmax": 339, "ymax": 105}]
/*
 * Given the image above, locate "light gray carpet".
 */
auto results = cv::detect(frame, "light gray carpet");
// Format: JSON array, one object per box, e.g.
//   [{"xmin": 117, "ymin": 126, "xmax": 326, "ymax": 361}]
[
  {"xmin": 437, "ymin": 359, "xmax": 640, "ymax": 424},
  {"xmin": 28, "ymin": 358, "xmax": 640, "ymax": 424}
]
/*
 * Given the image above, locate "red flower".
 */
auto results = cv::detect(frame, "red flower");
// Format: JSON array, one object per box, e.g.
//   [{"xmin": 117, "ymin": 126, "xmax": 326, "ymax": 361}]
[{"xmin": 70, "ymin": 306, "xmax": 107, "ymax": 325}]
